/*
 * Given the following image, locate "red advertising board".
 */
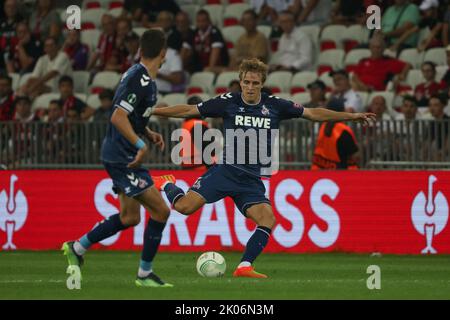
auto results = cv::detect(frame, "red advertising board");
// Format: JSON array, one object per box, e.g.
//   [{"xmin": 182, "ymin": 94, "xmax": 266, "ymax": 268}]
[{"xmin": 0, "ymin": 170, "xmax": 449, "ymax": 254}]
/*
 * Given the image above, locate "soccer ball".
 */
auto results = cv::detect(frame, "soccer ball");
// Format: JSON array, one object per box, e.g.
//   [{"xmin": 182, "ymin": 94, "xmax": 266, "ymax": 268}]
[{"xmin": 196, "ymin": 251, "xmax": 226, "ymax": 277}]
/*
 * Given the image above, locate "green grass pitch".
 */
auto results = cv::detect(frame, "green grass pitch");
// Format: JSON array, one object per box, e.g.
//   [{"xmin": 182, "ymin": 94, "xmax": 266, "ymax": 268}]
[{"xmin": 0, "ymin": 251, "xmax": 449, "ymax": 299}]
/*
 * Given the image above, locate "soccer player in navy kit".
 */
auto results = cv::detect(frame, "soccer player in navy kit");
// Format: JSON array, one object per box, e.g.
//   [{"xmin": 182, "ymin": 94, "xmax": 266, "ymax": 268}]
[
  {"xmin": 152, "ymin": 58, "xmax": 376, "ymax": 278},
  {"xmin": 62, "ymin": 29, "xmax": 174, "ymax": 287}
]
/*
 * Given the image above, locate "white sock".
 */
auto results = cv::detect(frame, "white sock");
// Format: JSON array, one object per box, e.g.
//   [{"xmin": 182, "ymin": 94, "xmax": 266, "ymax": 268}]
[
  {"xmin": 238, "ymin": 261, "xmax": 251, "ymax": 268},
  {"xmin": 138, "ymin": 267, "xmax": 152, "ymax": 278},
  {"xmin": 73, "ymin": 241, "xmax": 87, "ymax": 256}
]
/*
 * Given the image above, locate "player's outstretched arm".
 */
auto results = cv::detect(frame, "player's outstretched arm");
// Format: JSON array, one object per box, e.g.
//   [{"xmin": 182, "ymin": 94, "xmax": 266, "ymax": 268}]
[
  {"xmin": 152, "ymin": 104, "xmax": 200, "ymax": 118},
  {"xmin": 302, "ymin": 107, "xmax": 376, "ymax": 126}
]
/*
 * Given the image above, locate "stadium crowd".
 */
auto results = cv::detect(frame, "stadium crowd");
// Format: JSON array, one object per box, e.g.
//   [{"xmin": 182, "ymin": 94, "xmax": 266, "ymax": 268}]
[{"xmin": 0, "ymin": 0, "xmax": 449, "ymax": 166}]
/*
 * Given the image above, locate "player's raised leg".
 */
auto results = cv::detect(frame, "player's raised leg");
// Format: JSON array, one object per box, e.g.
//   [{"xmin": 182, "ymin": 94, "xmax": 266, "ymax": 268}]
[
  {"xmin": 134, "ymin": 186, "xmax": 173, "ymax": 287},
  {"xmin": 233, "ymin": 203, "xmax": 276, "ymax": 278},
  {"xmin": 154, "ymin": 174, "xmax": 206, "ymax": 215}
]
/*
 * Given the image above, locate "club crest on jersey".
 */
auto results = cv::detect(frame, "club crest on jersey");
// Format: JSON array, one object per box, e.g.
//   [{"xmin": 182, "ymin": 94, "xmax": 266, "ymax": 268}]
[{"xmin": 261, "ymin": 105, "xmax": 269, "ymax": 116}]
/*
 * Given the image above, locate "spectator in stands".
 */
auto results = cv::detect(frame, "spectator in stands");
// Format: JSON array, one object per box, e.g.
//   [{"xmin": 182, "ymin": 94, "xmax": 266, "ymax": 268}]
[
  {"xmin": 189, "ymin": 9, "xmax": 229, "ymax": 73},
  {"xmin": 87, "ymin": 14, "xmax": 116, "ymax": 72},
  {"xmin": 123, "ymin": 0, "xmax": 145, "ymax": 27},
  {"xmin": 141, "ymin": 0, "xmax": 181, "ymax": 28},
  {"xmin": 104, "ymin": 17, "xmax": 132, "ymax": 72},
  {"xmin": 0, "ymin": 0, "xmax": 25, "ymax": 71},
  {"xmin": 58, "ymin": 75, "xmax": 94, "ymax": 121},
  {"xmin": 13, "ymin": 96, "xmax": 39, "ymax": 122},
  {"xmin": 19, "ymin": 37, "xmax": 72, "ymax": 99},
  {"xmin": 380, "ymin": 0, "xmax": 420, "ymax": 50},
  {"xmin": 29, "ymin": 0, "xmax": 62, "ymax": 43},
  {"xmin": 368, "ymin": 95, "xmax": 393, "ymax": 120},
  {"xmin": 175, "ymin": 11, "xmax": 196, "ymax": 72},
  {"xmin": 230, "ymin": 10, "xmax": 269, "ymax": 69},
  {"xmin": 5, "ymin": 21, "xmax": 42, "ymax": 75},
  {"xmin": 389, "ymin": 0, "xmax": 443, "ymax": 53},
  {"xmin": 330, "ymin": 0, "xmax": 366, "ymax": 25},
  {"xmin": 93, "ymin": 89, "xmax": 114, "ymax": 122},
  {"xmin": 352, "ymin": 35, "xmax": 411, "ymax": 92},
  {"xmin": 156, "ymin": 11, "xmax": 183, "ymax": 52},
  {"xmin": 395, "ymin": 95, "xmax": 421, "ymax": 120},
  {"xmin": 0, "ymin": 74, "xmax": 15, "ymax": 121},
  {"xmin": 228, "ymin": 80, "xmax": 241, "ymax": 93},
  {"xmin": 156, "ymin": 48, "xmax": 185, "ymax": 95},
  {"xmin": 415, "ymin": 61, "xmax": 445, "ymax": 107},
  {"xmin": 63, "ymin": 30, "xmax": 89, "ymax": 71},
  {"xmin": 47, "ymin": 99, "xmax": 64, "ymax": 124},
  {"xmin": 270, "ymin": 11, "xmax": 313, "ymax": 72},
  {"xmin": 426, "ymin": 94, "xmax": 449, "ymax": 158},
  {"xmin": 304, "ymin": 80, "xmax": 327, "ymax": 108},
  {"xmin": 330, "ymin": 69, "xmax": 364, "ymax": 113},
  {"xmin": 121, "ymin": 32, "xmax": 140, "ymax": 72},
  {"xmin": 294, "ymin": 0, "xmax": 333, "ymax": 26}
]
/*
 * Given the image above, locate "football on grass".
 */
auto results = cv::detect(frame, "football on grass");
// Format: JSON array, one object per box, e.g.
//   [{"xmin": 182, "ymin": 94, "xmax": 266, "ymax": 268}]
[{"xmin": 196, "ymin": 251, "xmax": 226, "ymax": 277}]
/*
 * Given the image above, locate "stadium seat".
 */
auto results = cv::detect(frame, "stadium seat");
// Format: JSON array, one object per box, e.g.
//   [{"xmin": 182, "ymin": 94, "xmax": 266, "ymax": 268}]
[
  {"xmin": 223, "ymin": 3, "xmax": 250, "ymax": 26},
  {"xmin": 290, "ymin": 71, "xmax": 317, "ymax": 94},
  {"xmin": 90, "ymin": 71, "xmax": 121, "ymax": 93},
  {"xmin": 161, "ymin": 93, "xmax": 187, "ymax": 106},
  {"xmin": 87, "ymin": 94, "xmax": 102, "ymax": 109},
  {"xmin": 32, "ymin": 93, "xmax": 60, "ymax": 111},
  {"xmin": 202, "ymin": 5, "xmax": 224, "ymax": 28},
  {"xmin": 298, "ymin": 25, "xmax": 320, "ymax": 68},
  {"xmin": 399, "ymin": 48, "xmax": 424, "ymax": 69},
  {"xmin": 368, "ymin": 91, "xmax": 395, "ymax": 112},
  {"xmin": 81, "ymin": 29, "xmax": 101, "ymax": 53},
  {"xmin": 423, "ymin": 47, "xmax": 447, "ymax": 66},
  {"xmin": 405, "ymin": 69, "xmax": 425, "ymax": 90},
  {"xmin": 320, "ymin": 25, "xmax": 346, "ymax": 51},
  {"xmin": 436, "ymin": 65, "xmax": 448, "ymax": 81},
  {"xmin": 264, "ymin": 71, "xmax": 293, "ymax": 93},
  {"xmin": 187, "ymin": 71, "xmax": 215, "ymax": 95},
  {"xmin": 257, "ymin": 25, "xmax": 271, "ymax": 38},
  {"xmin": 291, "ymin": 92, "xmax": 310, "ymax": 105},
  {"xmin": 205, "ymin": 0, "xmax": 222, "ymax": 4},
  {"xmin": 357, "ymin": 91, "xmax": 369, "ymax": 108},
  {"xmin": 222, "ymin": 25, "xmax": 245, "ymax": 49},
  {"xmin": 342, "ymin": 25, "xmax": 368, "ymax": 52},
  {"xmin": 108, "ymin": 1, "xmax": 124, "ymax": 9},
  {"xmin": 344, "ymin": 48, "xmax": 370, "ymax": 72},
  {"xmin": 83, "ymin": 0, "xmax": 102, "ymax": 9},
  {"xmin": 108, "ymin": 7, "xmax": 123, "ymax": 18},
  {"xmin": 81, "ymin": 8, "xmax": 107, "ymax": 29},
  {"xmin": 73, "ymin": 71, "xmax": 90, "ymax": 94},
  {"xmin": 214, "ymin": 71, "xmax": 239, "ymax": 94},
  {"xmin": 317, "ymin": 49, "xmax": 345, "ymax": 75}
]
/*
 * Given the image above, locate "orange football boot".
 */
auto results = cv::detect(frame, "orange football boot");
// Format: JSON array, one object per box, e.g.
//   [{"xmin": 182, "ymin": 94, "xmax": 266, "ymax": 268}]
[
  {"xmin": 233, "ymin": 266, "xmax": 268, "ymax": 278},
  {"xmin": 153, "ymin": 174, "xmax": 176, "ymax": 190}
]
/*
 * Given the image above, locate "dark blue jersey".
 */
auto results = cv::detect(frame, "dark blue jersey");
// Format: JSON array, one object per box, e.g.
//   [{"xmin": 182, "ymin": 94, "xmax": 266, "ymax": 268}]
[
  {"xmin": 101, "ymin": 63, "xmax": 157, "ymax": 164},
  {"xmin": 197, "ymin": 92, "xmax": 304, "ymax": 177}
]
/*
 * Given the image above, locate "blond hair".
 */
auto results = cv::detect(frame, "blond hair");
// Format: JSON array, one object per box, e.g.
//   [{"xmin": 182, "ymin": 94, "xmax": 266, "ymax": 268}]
[{"xmin": 239, "ymin": 58, "xmax": 268, "ymax": 83}]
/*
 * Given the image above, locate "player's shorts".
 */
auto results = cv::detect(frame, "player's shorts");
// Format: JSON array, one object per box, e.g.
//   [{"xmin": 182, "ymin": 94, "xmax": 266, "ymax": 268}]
[
  {"xmin": 103, "ymin": 161, "xmax": 154, "ymax": 198},
  {"xmin": 189, "ymin": 164, "xmax": 271, "ymax": 216}
]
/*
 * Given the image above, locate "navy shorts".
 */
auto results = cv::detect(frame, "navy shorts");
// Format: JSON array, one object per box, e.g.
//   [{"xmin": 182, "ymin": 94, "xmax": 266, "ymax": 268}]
[
  {"xmin": 189, "ymin": 164, "xmax": 271, "ymax": 216},
  {"xmin": 103, "ymin": 161, "xmax": 154, "ymax": 198}
]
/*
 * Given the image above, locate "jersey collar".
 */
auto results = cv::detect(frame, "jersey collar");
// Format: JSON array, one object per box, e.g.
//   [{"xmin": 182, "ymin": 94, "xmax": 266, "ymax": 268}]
[{"xmin": 240, "ymin": 93, "xmax": 261, "ymax": 106}]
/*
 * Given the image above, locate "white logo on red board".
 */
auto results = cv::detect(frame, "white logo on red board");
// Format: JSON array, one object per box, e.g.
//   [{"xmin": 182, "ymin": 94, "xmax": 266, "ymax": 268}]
[
  {"xmin": 0, "ymin": 174, "xmax": 28, "ymax": 250},
  {"xmin": 411, "ymin": 175, "xmax": 449, "ymax": 254}
]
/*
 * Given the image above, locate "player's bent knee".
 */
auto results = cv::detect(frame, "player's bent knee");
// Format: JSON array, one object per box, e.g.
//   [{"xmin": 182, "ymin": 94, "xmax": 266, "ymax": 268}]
[
  {"xmin": 120, "ymin": 212, "xmax": 141, "ymax": 227},
  {"xmin": 174, "ymin": 200, "xmax": 196, "ymax": 215}
]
